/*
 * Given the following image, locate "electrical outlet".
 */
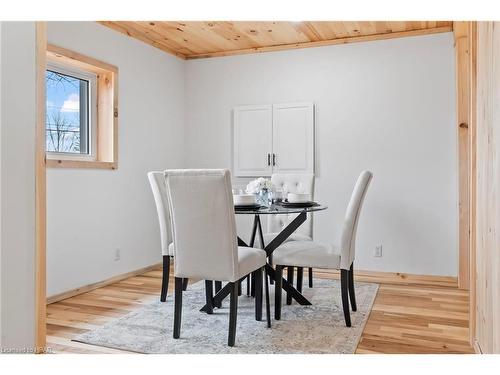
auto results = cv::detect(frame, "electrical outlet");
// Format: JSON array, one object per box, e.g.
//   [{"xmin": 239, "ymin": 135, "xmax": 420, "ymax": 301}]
[
  {"xmin": 374, "ymin": 245, "xmax": 383, "ymax": 257},
  {"xmin": 114, "ymin": 248, "xmax": 121, "ymax": 261}
]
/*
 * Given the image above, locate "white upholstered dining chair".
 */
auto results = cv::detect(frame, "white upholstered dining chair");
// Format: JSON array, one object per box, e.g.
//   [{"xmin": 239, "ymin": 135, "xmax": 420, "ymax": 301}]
[
  {"xmin": 165, "ymin": 169, "xmax": 268, "ymax": 347},
  {"xmin": 266, "ymin": 173, "xmax": 315, "ymax": 289},
  {"xmin": 148, "ymin": 171, "xmax": 179, "ymax": 302},
  {"xmin": 273, "ymin": 170, "xmax": 373, "ymax": 327}
]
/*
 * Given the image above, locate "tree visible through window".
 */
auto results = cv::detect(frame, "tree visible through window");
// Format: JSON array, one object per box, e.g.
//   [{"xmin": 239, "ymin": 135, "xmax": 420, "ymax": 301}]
[{"xmin": 45, "ymin": 69, "xmax": 90, "ymax": 154}]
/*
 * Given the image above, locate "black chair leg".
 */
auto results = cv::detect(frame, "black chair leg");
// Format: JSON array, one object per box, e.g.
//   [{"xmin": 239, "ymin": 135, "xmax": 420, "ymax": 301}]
[
  {"xmin": 296, "ymin": 267, "xmax": 303, "ymax": 293},
  {"xmin": 340, "ymin": 269, "xmax": 352, "ymax": 327},
  {"xmin": 182, "ymin": 278, "xmax": 189, "ymax": 291},
  {"xmin": 238, "ymin": 280, "xmax": 242, "ymax": 296},
  {"xmin": 246, "ymin": 275, "xmax": 250, "ymax": 296},
  {"xmin": 268, "ymin": 254, "xmax": 274, "ymax": 285},
  {"xmin": 160, "ymin": 255, "xmax": 170, "ymax": 302},
  {"xmin": 286, "ymin": 266, "xmax": 294, "ymax": 305},
  {"xmin": 173, "ymin": 277, "xmax": 183, "ymax": 338},
  {"xmin": 264, "ymin": 267, "xmax": 271, "ymax": 328},
  {"xmin": 228, "ymin": 282, "xmax": 238, "ymax": 347},
  {"xmin": 254, "ymin": 268, "xmax": 263, "ymax": 321},
  {"xmin": 348, "ymin": 263, "xmax": 357, "ymax": 311},
  {"xmin": 275, "ymin": 265, "xmax": 283, "ymax": 320},
  {"xmin": 205, "ymin": 280, "xmax": 214, "ymax": 314},
  {"xmin": 251, "ymin": 273, "xmax": 256, "ymax": 297},
  {"xmin": 214, "ymin": 281, "xmax": 222, "ymax": 308},
  {"xmin": 308, "ymin": 267, "xmax": 313, "ymax": 288}
]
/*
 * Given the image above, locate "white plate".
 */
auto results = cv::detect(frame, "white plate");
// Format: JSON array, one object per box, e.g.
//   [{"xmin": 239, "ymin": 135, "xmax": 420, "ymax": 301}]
[
  {"xmin": 287, "ymin": 193, "xmax": 311, "ymax": 203},
  {"xmin": 233, "ymin": 194, "xmax": 256, "ymax": 205}
]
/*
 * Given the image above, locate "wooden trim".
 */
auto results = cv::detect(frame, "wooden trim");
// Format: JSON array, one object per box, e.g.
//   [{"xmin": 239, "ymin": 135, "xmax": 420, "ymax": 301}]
[
  {"xmin": 46, "ymin": 265, "xmax": 459, "ymax": 305},
  {"xmin": 47, "ymin": 44, "xmax": 118, "ymax": 74},
  {"xmin": 99, "ymin": 21, "xmax": 454, "ymax": 61},
  {"xmin": 474, "ymin": 339, "xmax": 483, "ymax": 354},
  {"xmin": 46, "ymin": 263, "xmax": 162, "ymax": 304},
  {"xmin": 46, "ymin": 159, "xmax": 117, "ymax": 170},
  {"xmin": 186, "ymin": 26, "xmax": 453, "ymax": 59},
  {"xmin": 35, "ymin": 21, "xmax": 47, "ymax": 354},
  {"xmin": 97, "ymin": 21, "xmax": 187, "ymax": 60},
  {"xmin": 46, "ymin": 44, "xmax": 119, "ymax": 169},
  {"xmin": 46, "ymin": 264, "xmax": 458, "ymax": 304},
  {"xmin": 314, "ymin": 268, "xmax": 458, "ymax": 288},
  {"xmin": 96, "ymin": 69, "xmax": 119, "ymax": 165},
  {"xmin": 468, "ymin": 21, "xmax": 478, "ymax": 347},
  {"xmin": 454, "ymin": 21, "xmax": 471, "ymax": 290}
]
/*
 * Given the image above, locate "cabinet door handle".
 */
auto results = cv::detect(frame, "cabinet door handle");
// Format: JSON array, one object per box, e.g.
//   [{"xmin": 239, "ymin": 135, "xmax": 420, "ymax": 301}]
[
  {"xmin": 272, "ymin": 153, "xmax": 276, "ymax": 166},
  {"xmin": 267, "ymin": 153, "xmax": 271, "ymax": 166}
]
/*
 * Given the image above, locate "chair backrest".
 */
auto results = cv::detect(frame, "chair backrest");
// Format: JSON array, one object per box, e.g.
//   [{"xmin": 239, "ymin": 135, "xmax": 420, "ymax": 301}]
[
  {"xmin": 147, "ymin": 171, "xmax": 172, "ymax": 256},
  {"xmin": 164, "ymin": 169, "xmax": 239, "ymax": 282},
  {"xmin": 339, "ymin": 170, "xmax": 373, "ymax": 270},
  {"xmin": 267, "ymin": 174, "xmax": 315, "ymax": 238}
]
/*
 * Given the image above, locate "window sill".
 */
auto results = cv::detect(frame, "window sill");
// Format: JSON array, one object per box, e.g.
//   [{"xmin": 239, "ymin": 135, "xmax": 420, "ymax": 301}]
[{"xmin": 46, "ymin": 159, "xmax": 117, "ymax": 170}]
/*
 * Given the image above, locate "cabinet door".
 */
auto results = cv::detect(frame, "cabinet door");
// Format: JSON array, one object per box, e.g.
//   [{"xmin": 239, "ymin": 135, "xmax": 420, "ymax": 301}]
[
  {"xmin": 272, "ymin": 103, "xmax": 314, "ymax": 174},
  {"xmin": 233, "ymin": 105, "xmax": 273, "ymax": 177}
]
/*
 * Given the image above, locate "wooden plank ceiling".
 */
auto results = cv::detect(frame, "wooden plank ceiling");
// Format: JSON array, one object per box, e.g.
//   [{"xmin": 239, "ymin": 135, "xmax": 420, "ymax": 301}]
[{"xmin": 99, "ymin": 21, "xmax": 453, "ymax": 59}]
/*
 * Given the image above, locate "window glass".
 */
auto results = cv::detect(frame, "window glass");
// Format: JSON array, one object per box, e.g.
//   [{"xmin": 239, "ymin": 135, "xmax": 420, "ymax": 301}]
[{"xmin": 46, "ymin": 70, "xmax": 89, "ymax": 154}]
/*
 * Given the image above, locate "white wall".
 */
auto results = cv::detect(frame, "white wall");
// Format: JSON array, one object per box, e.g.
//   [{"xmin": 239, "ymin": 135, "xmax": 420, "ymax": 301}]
[
  {"xmin": 185, "ymin": 33, "xmax": 458, "ymax": 276},
  {"xmin": 0, "ymin": 22, "xmax": 37, "ymax": 350},
  {"xmin": 46, "ymin": 22, "xmax": 185, "ymax": 297}
]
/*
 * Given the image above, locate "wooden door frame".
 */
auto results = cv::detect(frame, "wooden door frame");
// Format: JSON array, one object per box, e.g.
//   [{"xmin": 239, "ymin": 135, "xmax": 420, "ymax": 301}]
[
  {"xmin": 453, "ymin": 21, "xmax": 477, "ymax": 344},
  {"xmin": 467, "ymin": 22, "xmax": 477, "ymax": 349},
  {"xmin": 35, "ymin": 21, "xmax": 47, "ymax": 353},
  {"xmin": 454, "ymin": 21, "xmax": 472, "ymax": 291}
]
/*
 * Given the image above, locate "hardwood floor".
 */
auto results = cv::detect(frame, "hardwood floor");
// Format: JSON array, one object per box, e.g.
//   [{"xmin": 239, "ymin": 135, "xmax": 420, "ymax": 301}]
[
  {"xmin": 357, "ymin": 283, "xmax": 472, "ymax": 353},
  {"xmin": 46, "ymin": 266, "xmax": 474, "ymax": 354}
]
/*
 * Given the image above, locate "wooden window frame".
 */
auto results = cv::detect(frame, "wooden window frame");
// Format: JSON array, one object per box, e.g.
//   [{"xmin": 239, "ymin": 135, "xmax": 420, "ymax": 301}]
[{"xmin": 45, "ymin": 44, "xmax": 118, "ymax": 169}]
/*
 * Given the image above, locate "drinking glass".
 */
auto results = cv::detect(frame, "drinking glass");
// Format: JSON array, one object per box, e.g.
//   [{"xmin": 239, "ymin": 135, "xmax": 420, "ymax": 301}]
[{"xmin": 271, "ymin": 188, "xmax": 284, "ymax": 204}]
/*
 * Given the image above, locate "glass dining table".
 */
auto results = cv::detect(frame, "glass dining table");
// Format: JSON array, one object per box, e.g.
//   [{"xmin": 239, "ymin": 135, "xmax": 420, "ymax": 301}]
[{"xmin": 200, "ymin": 202, "xmax": 328, "ymax": 316}]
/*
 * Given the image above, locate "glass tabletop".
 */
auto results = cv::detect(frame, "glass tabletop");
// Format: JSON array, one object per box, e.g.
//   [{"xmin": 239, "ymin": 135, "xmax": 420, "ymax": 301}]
[{"xmin": 234, "ymin": 203, "xmax": 328, "ymax": 215}]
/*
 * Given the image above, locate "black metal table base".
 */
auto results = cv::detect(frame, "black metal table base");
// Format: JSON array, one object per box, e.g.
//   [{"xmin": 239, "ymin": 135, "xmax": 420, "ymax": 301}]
[{"xmin": 200, "ymin": 211, "xmax": 311, "ymax": 312}]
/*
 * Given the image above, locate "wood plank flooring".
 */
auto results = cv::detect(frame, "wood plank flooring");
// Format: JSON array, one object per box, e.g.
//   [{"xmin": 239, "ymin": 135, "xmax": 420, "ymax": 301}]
[{"xmin": 46, "ymin": 266, "xmax": 474, "ymax": 354}]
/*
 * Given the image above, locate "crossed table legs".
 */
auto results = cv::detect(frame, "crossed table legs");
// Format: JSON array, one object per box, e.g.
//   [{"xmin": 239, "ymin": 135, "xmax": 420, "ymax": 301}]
[{"xmin": 200, "ymin": 210, "xmax": 312, "ymax": 314}]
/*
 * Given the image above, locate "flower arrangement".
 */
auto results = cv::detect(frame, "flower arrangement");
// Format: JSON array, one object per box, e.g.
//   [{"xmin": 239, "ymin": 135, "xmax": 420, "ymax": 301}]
[{"xmin": 245, "ymin": 177, "xmax": 273, "ymax": 194}]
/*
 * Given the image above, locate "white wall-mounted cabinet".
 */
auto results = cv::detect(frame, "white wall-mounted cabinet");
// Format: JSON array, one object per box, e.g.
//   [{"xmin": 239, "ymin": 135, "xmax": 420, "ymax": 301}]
[
  {"xmin": 233, "ymin": 102, "xmax": 314, "ymax": 177},
  {"xmin": 233, "ymin": 105, "xmax": 273, "ymax": 176}
]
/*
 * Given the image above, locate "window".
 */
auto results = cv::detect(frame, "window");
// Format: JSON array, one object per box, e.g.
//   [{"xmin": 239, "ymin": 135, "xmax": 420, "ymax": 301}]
[
  {"xmin": 45, "ymin": 44, "xmax": 118, "ymax": 169},
  {"xmin": 46, "ymin": 63, "xmax": 96, "ymax": 159}
]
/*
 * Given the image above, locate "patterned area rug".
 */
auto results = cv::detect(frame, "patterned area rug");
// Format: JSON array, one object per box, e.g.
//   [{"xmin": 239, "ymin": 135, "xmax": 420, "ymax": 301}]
[{"xmin": 74, "ymin": 278, "xmax": 378, "ymax": 354}]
